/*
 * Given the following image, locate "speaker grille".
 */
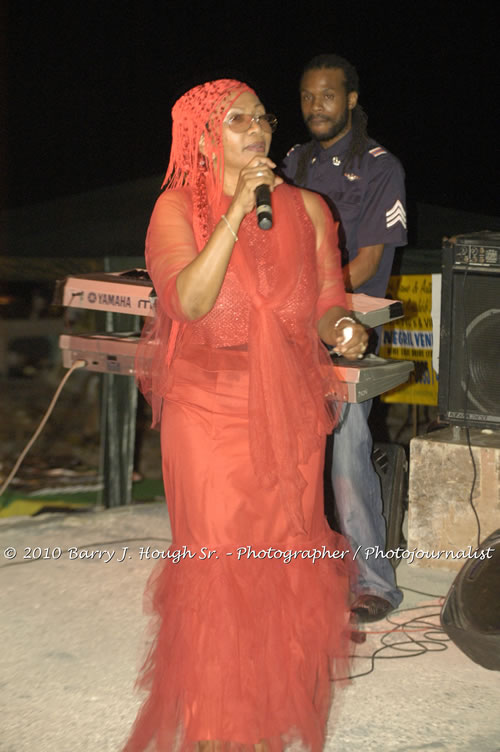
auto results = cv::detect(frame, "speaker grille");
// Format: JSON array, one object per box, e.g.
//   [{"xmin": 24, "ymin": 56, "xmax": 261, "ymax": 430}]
[{"xmin": 466, "ymin": 308, "xmax": 500, "ymax": 413}]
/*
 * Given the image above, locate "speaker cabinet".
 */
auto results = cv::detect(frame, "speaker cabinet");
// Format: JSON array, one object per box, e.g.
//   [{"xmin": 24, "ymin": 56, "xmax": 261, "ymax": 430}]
[
  {"xmin": 441, "ymin": 529, "xmax": 500, "ymax": 671},
  {"xmin": 439, "ymin": 232, "xmax": 500, "ymax": 428},
  {"xmin": 372, "ymin": 442, "xmax": 407, "ymax": 566}
]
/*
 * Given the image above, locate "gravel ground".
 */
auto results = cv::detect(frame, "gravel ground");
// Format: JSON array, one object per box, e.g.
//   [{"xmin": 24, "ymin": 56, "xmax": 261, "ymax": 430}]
[{"xmin": 1, "ymin": 504, "xmax": 499, "ymax": 752}]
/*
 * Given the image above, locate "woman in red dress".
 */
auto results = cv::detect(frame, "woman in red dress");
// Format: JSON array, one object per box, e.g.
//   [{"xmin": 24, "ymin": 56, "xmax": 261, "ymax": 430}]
[{"xmin": 124, "ymin": 79, "xmax": 367, "ymax": 752}]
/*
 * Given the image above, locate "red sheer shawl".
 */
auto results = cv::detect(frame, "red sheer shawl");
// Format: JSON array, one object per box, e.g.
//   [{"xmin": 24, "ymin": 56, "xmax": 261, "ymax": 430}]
[{"xmin": 136, "ymin": 183, "xmax": 347, "ymax": 533}]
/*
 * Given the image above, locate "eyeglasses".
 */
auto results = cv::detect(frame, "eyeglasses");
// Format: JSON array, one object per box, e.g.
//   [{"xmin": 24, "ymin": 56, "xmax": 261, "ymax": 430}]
[{"xmin": 224, "ymin": 113, "xmax": 278, "ymax": 133}]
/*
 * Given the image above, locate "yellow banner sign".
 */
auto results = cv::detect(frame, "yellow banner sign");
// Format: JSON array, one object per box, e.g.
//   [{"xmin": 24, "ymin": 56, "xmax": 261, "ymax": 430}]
[{"xmin": 379, "ymin": 274, "xmax": 438, "ymax": 405}]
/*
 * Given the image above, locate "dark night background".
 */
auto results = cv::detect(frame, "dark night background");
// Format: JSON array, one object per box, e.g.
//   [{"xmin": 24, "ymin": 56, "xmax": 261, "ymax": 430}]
[{"xmin": 5, "ymin": 2, "xmax": 499, "ymax": 225}]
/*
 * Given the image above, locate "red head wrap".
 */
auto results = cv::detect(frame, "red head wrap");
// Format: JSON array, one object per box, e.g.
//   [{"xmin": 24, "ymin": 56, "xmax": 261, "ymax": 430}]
[{"xmin": 162, "ymin": 79, "xmax": 255, "ymax": 248}]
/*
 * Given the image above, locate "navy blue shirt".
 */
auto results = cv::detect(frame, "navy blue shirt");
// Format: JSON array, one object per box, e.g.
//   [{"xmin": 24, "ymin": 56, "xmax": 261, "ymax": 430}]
[{"xmin": 281, "ymin": 131, "xmax": 407, "ymax": 298}]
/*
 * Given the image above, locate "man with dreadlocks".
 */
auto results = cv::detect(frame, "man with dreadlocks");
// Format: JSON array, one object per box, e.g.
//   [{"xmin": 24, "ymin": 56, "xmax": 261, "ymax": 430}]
[{"xmin": 282, "ymin": 54, "xmax": 407, "ymax": 622}]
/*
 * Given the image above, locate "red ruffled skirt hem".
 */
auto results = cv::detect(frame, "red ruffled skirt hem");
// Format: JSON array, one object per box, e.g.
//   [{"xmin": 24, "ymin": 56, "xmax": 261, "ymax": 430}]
[{"xmin": 123, "ymin": 530, "xmax": 354, "ymax": 752}]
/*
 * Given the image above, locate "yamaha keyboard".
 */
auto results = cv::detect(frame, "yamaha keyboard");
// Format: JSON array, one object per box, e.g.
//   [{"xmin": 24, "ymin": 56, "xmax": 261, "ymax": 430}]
[
  {"xmin": 59, "ymin": 332, "xmax": 413, "ymax": 402},
  {"xmin": 54, "ymin": 269, "xmax": 404, "ymax": 329},
  {"xmin": 346, "ymin": 292, "xmax": 403, "ymax": 328},
  {"xmin": 327, "ymin": 354, "xmax": 414, "ymax": 403},
  {"xmin": 54, "ymin": 269, "xmax": 156, "ymax": 317},
  {"xmin": 59, "ymin": 332, "xmax": 142, "ymax": 375}
]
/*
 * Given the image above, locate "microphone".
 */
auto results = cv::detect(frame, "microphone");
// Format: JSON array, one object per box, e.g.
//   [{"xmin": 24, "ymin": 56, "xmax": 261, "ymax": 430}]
[{"xmin": 255, "ymin": 185, "xmax": 272, "ymax": 230}]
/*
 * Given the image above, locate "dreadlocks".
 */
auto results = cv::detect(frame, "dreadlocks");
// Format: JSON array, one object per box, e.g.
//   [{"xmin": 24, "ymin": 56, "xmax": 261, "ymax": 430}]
[{"xmin": 302, "ymin": 54, "xmax": 369, "ymax": 171}]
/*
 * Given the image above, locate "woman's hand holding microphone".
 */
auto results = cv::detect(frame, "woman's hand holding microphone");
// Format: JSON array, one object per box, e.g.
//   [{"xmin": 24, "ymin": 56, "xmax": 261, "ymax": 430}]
[{"xmin": 227, "ymin": 157, "xmax": 283, "ymax": 225}]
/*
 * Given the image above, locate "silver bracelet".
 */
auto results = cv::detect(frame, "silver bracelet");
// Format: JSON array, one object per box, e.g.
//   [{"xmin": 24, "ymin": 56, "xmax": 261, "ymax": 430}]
[
  {"xmin": 333, "ymin": 315, "xmax": 356, "ymax": 329},
  {"xmin": 221, "ymin": 214, "xmax": 238, "ymax": 242},
  {"xmin": 334, "ymin": 315, "xmax": 356, "ymax": 347}
]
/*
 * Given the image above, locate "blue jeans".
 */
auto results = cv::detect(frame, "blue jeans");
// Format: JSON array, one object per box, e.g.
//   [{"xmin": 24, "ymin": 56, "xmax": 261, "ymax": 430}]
[{"xmin": 331, "ymin": 400, "xmax": 403, "ymax": 608}]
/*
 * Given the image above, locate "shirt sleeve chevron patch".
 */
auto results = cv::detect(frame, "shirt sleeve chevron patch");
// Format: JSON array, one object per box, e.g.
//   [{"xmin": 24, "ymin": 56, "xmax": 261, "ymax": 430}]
[
  {"xmin": 369, "ymin": 146, "xmax": 387, "ymax": 157},
  {"xmin": 386, "ymin": 199, "xmax": 407, "ymax": 229}
]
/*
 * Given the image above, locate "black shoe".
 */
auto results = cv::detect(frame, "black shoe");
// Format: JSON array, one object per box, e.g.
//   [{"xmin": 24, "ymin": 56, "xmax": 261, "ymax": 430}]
[{"xmin": 351, "ymin": 594, "xmax": 394, "ymax": 623}]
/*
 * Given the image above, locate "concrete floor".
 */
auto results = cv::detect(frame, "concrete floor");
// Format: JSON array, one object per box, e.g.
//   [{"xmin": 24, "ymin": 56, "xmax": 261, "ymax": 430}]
[{"xmin": 2, "ymin": 502, "xmax": 499, "ymax": 752}]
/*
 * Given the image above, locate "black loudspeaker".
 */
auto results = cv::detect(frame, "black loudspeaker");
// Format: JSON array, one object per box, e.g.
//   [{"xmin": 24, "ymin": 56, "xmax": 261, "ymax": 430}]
[
  {"xmin": 372, "ymin": 442, "xmax": 407, "ymax": 567},
  {"xmin": 439, "ymin": 232, "xmax": 500, "ymax": 428},
  {"xmin": 441, "ymin": 529, "xmax": 500, "ymax": 671},
  {"xmin": 324, "ymin": 437, "xmax": 407, "ymax": 564}
]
